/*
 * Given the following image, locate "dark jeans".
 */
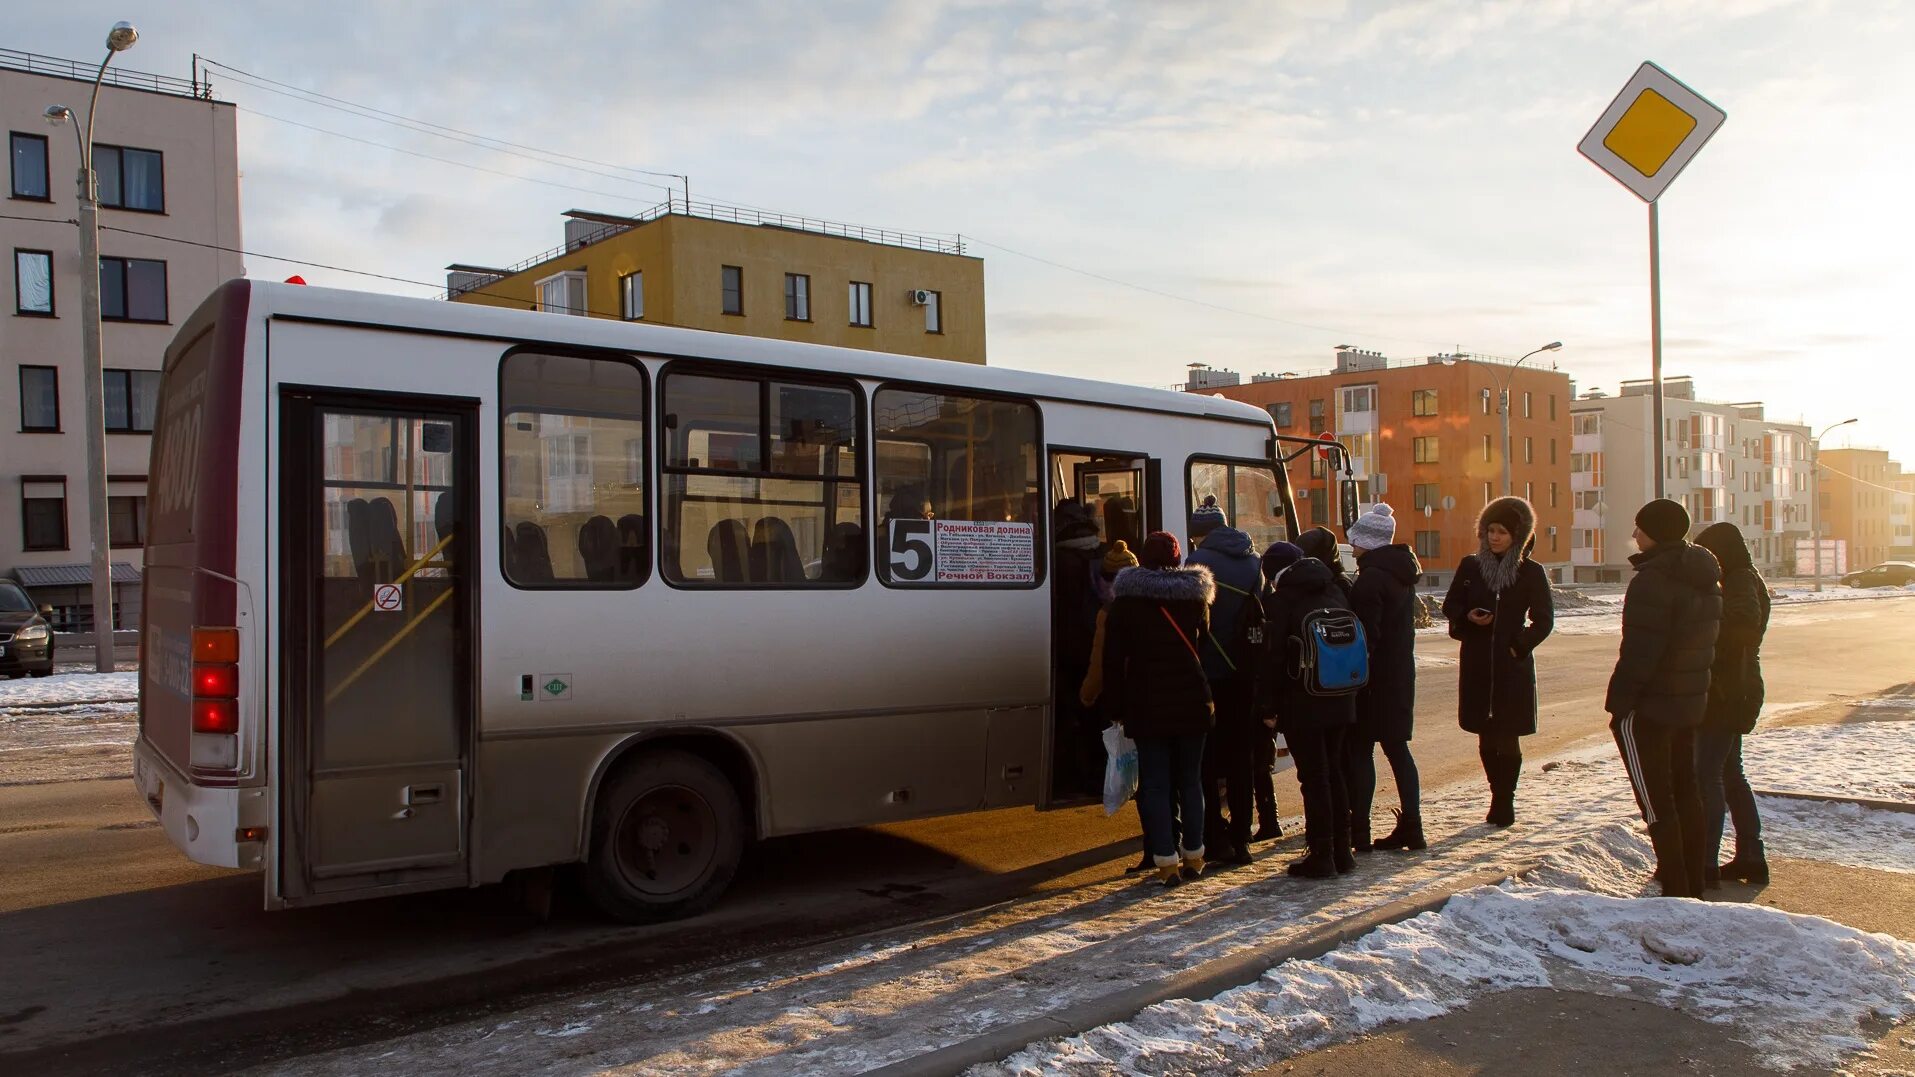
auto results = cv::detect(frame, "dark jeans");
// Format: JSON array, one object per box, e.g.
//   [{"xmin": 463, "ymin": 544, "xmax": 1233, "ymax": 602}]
[
  {"xmin": 1612, "ymin": 715, "xmax": 1707, "ymax": 896},
  {"xmin": 1203, "ymin": 677, "xmax": 1256, "ymax": 851},
  {"xmin": 1695, "ymin": 728, "xmax": 1762, "ymax": 865},
  {"xmin": 1137, "ymin": 732, "xmax": 1207, "ymax": 864},
  {"xmin": 1345, "ymin": 736, "xmax": 1421, "ymax": 826},
  {"xmin": 1286, "ymin": 724, "xmax": 1350, "ymax": 857}
]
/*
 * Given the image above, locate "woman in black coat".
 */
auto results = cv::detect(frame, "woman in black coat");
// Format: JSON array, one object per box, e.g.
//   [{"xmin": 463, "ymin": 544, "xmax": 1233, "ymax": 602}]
[
  {"xmin": 1102, "ymin": 531, "xmax": 1216, "ymax": 888},
  {"xmin": 1343, "ymin": 504, "xmax": 1426, "ymax": 853},
  {"xmin": 1693, "ymin": 521, "xmax": 1772, "ymax": 886},
  {"xmin": 1255, "ymin": 545, "xmax": 1357, "ymax": 879},
  {"xmin": 1442, "ymin": 496, "xmax": 1555, "ymax": 827}
]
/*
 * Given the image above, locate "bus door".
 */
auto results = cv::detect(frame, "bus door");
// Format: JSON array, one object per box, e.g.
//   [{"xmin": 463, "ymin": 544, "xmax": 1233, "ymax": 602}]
[
  {"xmin": 1042, "ymin": 449, "xmax": 1155, "ymax": 808},
  {"xmin": 278, "ymin": 391, "xmax": 476, "ymax": 903}
]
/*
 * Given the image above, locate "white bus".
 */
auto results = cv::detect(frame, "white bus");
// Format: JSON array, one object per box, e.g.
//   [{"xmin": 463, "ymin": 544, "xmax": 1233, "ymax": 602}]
[{"xmin": 134, "ymin": 280, "xmax": 1353, "ymax": 920}]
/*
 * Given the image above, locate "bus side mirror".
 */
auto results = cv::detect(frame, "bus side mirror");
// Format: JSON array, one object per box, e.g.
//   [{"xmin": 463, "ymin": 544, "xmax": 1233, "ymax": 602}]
[{"xmin": 1340, "ymin": 478, "xmax": 1361, "ymax": 531}]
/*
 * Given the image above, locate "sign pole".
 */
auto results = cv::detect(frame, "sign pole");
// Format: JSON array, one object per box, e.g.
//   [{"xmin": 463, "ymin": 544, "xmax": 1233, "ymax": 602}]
[{"xmin": 1649, "ymin": 199, "xmax": 1665, "ymax": 499}]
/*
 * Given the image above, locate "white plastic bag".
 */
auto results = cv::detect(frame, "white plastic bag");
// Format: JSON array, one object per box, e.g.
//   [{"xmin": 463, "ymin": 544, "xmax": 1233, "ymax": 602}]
[{"xmin": 1101, "ymin": 723, "xmax": 1139, "ymax": 816}]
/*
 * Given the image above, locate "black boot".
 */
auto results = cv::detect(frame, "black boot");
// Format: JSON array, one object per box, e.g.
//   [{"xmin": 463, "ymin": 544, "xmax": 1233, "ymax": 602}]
[
  {"xmin": 1332, "ymin": 814, "xmax": 1356, "ymax": 874},
  {"xmin": 1253, "ymin": 769, "xmax": 1281, "ymax": 842},
  {"xmin": 1647, "ymin": 821, "xmax": 1696, "ymax": 898},
  {"xmin": 1487, "ymin": 754, "xmax": 1519, "ymax": 827},
  {"xmin": 1350, "ymin": 812, "xmax": 1373, "ymax": 854},
  {"xmin": 1372, "ymin": 808, "xmax": 1427, "ymax": 851},
  {"xmin": 1287, "ymin": 850, "xmax": 1338, "ymax": 878},
  {"xmin": 1719, "ymin": 847, "xmax": 1770, "ymax": 885}
]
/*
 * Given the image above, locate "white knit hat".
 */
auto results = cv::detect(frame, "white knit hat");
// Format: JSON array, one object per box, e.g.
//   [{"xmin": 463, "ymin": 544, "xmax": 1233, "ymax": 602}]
[{"xmin": 1348, "ymin": 503, "xmax": 1397, "ymax": 551}]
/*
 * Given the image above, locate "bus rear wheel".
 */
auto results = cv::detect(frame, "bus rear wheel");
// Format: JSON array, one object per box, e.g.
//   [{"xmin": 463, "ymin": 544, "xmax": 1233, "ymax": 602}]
[{"xmin": 582, "ymin": 749, "xmax": 745, "ymax": 922}]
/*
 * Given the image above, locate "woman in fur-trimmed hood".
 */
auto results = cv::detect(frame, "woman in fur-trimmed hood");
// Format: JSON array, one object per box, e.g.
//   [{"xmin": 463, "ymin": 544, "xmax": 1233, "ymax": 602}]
[
  {"xmin": 1441, "ymin": 496, "xmax": 1555, "ymax": 826},
  {"xmin": 1102, "ymin": 531, "xmax": 1216, "ymax": 887}
]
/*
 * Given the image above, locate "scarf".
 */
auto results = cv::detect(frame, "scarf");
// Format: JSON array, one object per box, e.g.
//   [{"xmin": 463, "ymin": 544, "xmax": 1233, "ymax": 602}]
[{"xmin": 1476, "ymin": 541, "xmax": 1523, "ymax": 595}]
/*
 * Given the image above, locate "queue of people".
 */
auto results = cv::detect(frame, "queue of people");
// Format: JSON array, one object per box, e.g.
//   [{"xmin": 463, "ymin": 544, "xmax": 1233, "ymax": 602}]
[{"xmin": 1072, "ymin": 486, "xmax": 1764, "ymax": 900}]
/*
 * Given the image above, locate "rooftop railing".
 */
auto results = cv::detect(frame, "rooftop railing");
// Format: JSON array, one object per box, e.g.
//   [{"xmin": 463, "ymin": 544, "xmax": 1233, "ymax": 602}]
[
  {"xmin": 0, "ymin": 47, "xmax": 208, "ymax": 99},
  {"xmin": 443, "ymin": 196, "xmax": 966, "ymax": 299}
]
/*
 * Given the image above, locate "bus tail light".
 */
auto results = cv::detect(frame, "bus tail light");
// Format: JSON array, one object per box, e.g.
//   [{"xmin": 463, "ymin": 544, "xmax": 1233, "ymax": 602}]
[{"xmin": 190, "ymin": 627, "xmax": 241, "ymax": 770}]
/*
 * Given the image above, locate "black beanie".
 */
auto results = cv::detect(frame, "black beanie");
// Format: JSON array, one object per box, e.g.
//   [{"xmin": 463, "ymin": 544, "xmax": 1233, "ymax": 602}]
[{"xmin": 1635, "ymin": 498, "xmax": 1691, "ymax": 545}]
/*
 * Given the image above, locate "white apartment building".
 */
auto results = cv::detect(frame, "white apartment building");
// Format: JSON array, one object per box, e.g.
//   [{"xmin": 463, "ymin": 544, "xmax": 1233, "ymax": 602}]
[
  {"xmin": 2, "ymin": 48, "xmax": 240, "ymax": 631},
  {"xmin": 1568, "ymin": 376, "xmax": 1810, "ymax": 582}
]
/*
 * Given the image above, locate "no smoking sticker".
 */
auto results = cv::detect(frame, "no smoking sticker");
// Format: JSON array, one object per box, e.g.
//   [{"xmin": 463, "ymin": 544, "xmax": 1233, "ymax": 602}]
[{"xmin": 373, "ymin": 584, "xmax": 403, "ymax": 612}]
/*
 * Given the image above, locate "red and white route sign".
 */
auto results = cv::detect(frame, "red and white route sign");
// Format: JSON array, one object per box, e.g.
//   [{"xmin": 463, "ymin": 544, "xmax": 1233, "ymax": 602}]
[{"xmin": 373, "ymin": 584, "xmax": 403, "ymax": 612}]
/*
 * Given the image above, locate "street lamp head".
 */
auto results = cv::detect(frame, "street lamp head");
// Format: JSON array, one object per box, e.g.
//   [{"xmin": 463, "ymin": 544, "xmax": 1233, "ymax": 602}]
[
  {"xmin": 106, "ymin": 21, "xmax": 139, "ymax": 52},
  {"xmin": 43, "ymin": 105, "xmax": 73, "ymax": 125},
  {"xmin": 1542, "ymin": 341, "xmax": 1563, "ymax": 352}
]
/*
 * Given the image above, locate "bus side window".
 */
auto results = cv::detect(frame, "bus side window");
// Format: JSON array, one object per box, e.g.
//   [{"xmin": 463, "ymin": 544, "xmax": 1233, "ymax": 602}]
[{"xmin": 499, "ymin": 349, "xmax": 649, "ymax": 589}]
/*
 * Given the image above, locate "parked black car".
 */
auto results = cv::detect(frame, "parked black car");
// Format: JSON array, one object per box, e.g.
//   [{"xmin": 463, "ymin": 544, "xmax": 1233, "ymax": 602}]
[
  {"xmin": 1840, "ymin": 561, "xmax": 1915, "ymax": 589},
  {"xmin": 0, "ymin": 582, "xmax": 56, "ymax": 678}
]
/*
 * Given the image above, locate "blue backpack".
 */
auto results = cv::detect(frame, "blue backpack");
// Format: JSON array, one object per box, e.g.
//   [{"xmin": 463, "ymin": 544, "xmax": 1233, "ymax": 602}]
[{"xmin": 1291, "ymin": 608, "xmax": 1370, "ymax": 697}]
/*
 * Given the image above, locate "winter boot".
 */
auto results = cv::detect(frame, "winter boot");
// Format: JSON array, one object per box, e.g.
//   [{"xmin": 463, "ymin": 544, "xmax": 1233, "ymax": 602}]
[
  {"xmin": 1647, "ymin": 821, "xmax": 1696, "ymax": 898},
  {"xmin": 1332, "ymin": 814, "xmax": 1356, "ymax": 874},
  {"xmin": 1253, "ymin": 771, "xmax": 1281, "ymax": 842},
  {"xmin": 1487, "ymin": 754, "xmax": 1520, "ymax": 827},
  {"xmin": 1251, "ymin": 822, "xmax": 1283, "ymax": 843},
  {"xmin": 1180, "ymin": 849, "xmax": 1207, "ymax": 882},
  {"xmin": 1719, "ymin": 848, "xmax": 1770, "ymax": 885},
  {"xmin": 1154, "ymin": 863, "xmax": 1185, "ymax": 888},
  {"xmin": 1350, "ymin": 812, "xmax": 1374, "ymax": 854},
  {"xmin": 1286, "ymin": 850, "xmax": 1338, "ymax": 878},
  {"xmin": 1372, "ymin": 808, "xmax": 1427, "ymax": 851}
]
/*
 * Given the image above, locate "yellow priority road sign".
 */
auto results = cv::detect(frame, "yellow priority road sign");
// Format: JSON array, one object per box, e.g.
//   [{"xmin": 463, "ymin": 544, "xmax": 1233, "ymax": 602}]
[{"xmin": 1579, "ymin": 61, "xmax": 1726, "ymax": 203}]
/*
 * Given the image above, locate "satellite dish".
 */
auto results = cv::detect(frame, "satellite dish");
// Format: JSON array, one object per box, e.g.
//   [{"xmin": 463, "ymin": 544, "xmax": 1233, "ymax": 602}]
[
  {"xmin": 1442, "ymin": 496, "xmax": 1456, "ymax": 511},
  {"xmin": 1423, "ymin": 504, "xmax": 1433, "ymax": 519}
]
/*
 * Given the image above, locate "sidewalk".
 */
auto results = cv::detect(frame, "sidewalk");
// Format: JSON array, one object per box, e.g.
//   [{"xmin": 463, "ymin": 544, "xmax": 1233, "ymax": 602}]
[{"xmin": 981, "ymin": 698, "xmax": 1915, "ymax": 1077}]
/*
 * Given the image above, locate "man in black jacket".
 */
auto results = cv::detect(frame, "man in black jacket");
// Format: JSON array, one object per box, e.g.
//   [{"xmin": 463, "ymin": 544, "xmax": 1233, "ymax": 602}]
[
  {"xmin": 1606, "ymin": 498, "xmax": 1722, "ymax": 898},
  {"xmin": 1344, "ymin": 504, "xmax": 1425, "ymax": 852},
  {"xmin": 1257, "ymin": 547, "xmax": 1358, "ymax": 879}
]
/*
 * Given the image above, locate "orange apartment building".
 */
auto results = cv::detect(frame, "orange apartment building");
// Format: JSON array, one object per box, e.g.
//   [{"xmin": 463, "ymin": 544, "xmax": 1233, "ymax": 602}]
[
  {"xmin": 1818, "ymin": 447, "xmax": 1914, "ymax": 571},
  {"xmin": 1190, "ymin": 347, "xmax": 1573, "ymax": 587}
]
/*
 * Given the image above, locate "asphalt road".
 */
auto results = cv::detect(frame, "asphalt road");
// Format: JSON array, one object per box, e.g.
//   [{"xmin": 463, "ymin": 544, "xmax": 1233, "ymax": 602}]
[{"xmin": 1, "ymin": 595, "xmax": 1909, "ymax": 1073}]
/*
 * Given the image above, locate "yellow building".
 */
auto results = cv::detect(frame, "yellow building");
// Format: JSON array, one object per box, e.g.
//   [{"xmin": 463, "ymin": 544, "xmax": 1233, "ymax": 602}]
[{"xmin": 447, "ymin": 202, "xmax": 986, "ymax": 365}]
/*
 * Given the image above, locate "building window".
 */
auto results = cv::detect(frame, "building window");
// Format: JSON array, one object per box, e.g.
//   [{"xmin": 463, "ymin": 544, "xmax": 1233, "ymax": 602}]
[
  {"xmin": 533, "ymin": 271, "xmax": 586, "ymax": 316},
  {"xmin": 1269, "ymin": 401, "xmax": 1293, "ymax": 428},
  {"xmin": 99, "ymin": 256, "xmax": 168, "ymax": 322},
  {"xmin": 663, "ymin": 369, "xmax": 863, "ymax": 587},
  {"xmin": 500, "ymin": 349, "xmax": 650, "ymax": 587},
  {"xmin": 848, "ymin": 281, "xmax": 873, "ymax": 327},
  {"xmin": 14, "ymin": 249, "xmax": 55, "ymax": 315},
  {"xmin": 1573, "ymin": 413, "xmax": 1600, "ymax": 436},
  {"xmin": 108, "ymin": 494, "xmax": 146, "ymax": 547},
  {"xmin": 874, "ymin": 387, "xmax": 1040, "ymax": 587},
  {"xmin": 1308, "ymin": 398, "xmax": 1327, "ymax": 434},
  {"xmin": 19, "ymin": 365, "xmax": 58, "ymax": 432},
  {"xmin": 620, "ymin": 271, "xmax": 643, "ymax": 320},
  {"xmin": 1525, "ymin": 481, "xmax": 1534, "ymax": 502},
  {"xmin": 103, "ymin": 369, "xmax": 160, "ymax": 433},
  {"xmin": 1342, "ymin": 386, "xmax": 1374, "ymax": 412},
  {"xmin": 1483, "ymin": 482, "xmax": 1492, "ymax": 506},
  {"xmin": 1550, "ymin": 394, "xmax": 1558, "ymax": 421},
  {"xmin": 720, "ymin": 265, "xmax": 744, "ymax": 315},
  {"xmin": 94, "ymin": 144, "xmax": 165, "ymax": 213},
  {"xmin": 1550, "ymin": 529, "xmax": 1558, "ymax": 553},
  {"xmin": 783, "ymin": 273, "xmax": 810, "ymax": 321},
  {"xmin": 1412, "ymin": 388, "xmax": 1438, "ymax": 416},
  {"xmin": 1482, "ymin": 434, "xmax": 1492, "ymax": 462},
  {"xmin": 1523, "ymin": 391, "xmax": 1532, "ymax": 418},
  {"xmin": 22, "ymin": 478, "xmax": 67, "ymax": 551},
  {"xmin": 1413, "ymin": 483, "xmax": 1440, "ymax": 510},
  {"xmin": 1551, "ymin": 439, "xmax": 1558, "ymax": 465},
  {"xmin": 1414, "ymin": 530, "xmax": 1441, "ymax": 559},
  {"xmin": 922, "ymin": 289, "xmax": 941, "ymax": 333},
  {"xmin": 1481, "ymin": 389, "xmax": 1491, "ymax": 416},
  {"xmin": 1524, "ymin": 437, "xmax": 1534, "ymax": 464},
  {"xmin": 10, "ymin": 133, "xmax": 50, "ymax": 200},
  {"xmin": 1550, "ymin": 482, "xmax": 1559, "ymax": 508},
  {"xmin": 1309, "ymin": 486, "xmax": 1327, "ymax": 524},
  {"xmin": 1413, "ymin": 436, "xmax": 1439, "ymax": 464}
]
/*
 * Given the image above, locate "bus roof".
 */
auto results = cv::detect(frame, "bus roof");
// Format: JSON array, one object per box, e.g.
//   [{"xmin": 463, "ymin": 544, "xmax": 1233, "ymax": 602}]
[{"xmin": 243, "ymin": 281, "xmax": 1274, "ymax": 427}]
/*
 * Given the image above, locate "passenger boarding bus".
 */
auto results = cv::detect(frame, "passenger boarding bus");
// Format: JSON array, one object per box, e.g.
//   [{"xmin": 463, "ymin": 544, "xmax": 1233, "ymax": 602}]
[{"xmin": 135, "ymin": 280, "xmax": 1356, "ymax": 920}]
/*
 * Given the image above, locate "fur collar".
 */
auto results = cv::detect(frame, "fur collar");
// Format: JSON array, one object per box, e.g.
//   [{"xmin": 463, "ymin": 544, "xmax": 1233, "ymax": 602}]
[{"xmin": 1112, "ymin": 564, "xmax": 1215, "ymax": 604}]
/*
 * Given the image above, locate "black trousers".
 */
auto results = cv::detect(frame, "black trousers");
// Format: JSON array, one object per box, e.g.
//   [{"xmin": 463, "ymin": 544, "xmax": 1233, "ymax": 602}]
[
  {"xmin": 1253, "ymin": 721, "xmax": 1279, "ymax": 829},
  {"xmin": 1203, "ymin": 676, "xmax": 1256, "ymax": 852},
  {"xmin": 1612, "ymin": 714, "xmax": 1707, "ymax": 897},
  {"xmin": 1286, "ymin": 724, "xmax": 1350, "ymax": 857},
  {"xmin": 1344, "ymin": 736, "xmax": 1421, "ymax": 827}
]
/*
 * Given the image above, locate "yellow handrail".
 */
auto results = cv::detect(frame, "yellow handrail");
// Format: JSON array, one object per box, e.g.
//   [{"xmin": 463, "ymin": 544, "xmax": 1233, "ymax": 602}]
[
  {"xmin": 323, "ymin": 531, "xmax": 456, "ymax": 650},
  {"xmin": 323, "ymin": 588, "xmax": 455, "ymax": 705}
]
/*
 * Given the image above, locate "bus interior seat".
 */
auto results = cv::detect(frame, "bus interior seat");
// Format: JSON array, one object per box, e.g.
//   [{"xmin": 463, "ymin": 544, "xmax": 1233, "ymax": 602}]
[
  {"xmin": 501, "ymin": 524, "xmax": 519, "ymax": 579},
  {"xmin": 706, "ymin": 519, "xmax": 750, "ymax": 583},
  {"xmin": 820, "ymin": 521, "xmax": 865, "ymax": 582},
  {"xmin": 750, "ymin": 517, "xmax": 806, "ymax": 582},
  {"xmin": 346, "ymin": 498, "xmax": 372, "ymax": 579},
  {"xmin": 369, "ymin": 498, "xmax": 408, "ymax": 581},
  {"xmin": 433, "ymin": 491, "xmax": 456, "ymax": 544},
  {"xmin": 513, "ymin": 521, "xmax": 555, "ymax": 582},
  {"xmin": 578, "ymin": 515, "xmax": 619, "ymax": 581},
  {"xmin": 616, "ymin": 514, "xmax": 647, "ymax": 580}
]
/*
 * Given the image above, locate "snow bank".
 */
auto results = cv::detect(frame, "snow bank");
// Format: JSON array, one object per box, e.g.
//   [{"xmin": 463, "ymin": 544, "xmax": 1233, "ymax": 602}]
[
  {"xmin": 986, "ymin": 823, "xmax": 1915, "ymax": 1076},
  {"xmin": 0, "ymin": 670, "xmax": 137, "ymax": 711},
  {"xmin": 1743, "ymin": 722, "xmax": 1915, "ymax": 805}
]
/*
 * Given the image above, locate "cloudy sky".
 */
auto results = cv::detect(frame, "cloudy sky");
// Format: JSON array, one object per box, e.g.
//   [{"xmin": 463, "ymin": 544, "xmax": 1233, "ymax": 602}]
[{"xmin": 18, "ymin": 1, "xmax": 1915, "ymax": 459}]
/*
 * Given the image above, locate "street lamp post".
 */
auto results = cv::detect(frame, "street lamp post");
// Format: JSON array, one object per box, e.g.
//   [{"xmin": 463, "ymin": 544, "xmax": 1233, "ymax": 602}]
[
  {"xmin": 1498, "ymin": 342, "xmax": 1563, "ymax": 498},
  {"xmin": 44, "ymin": 21, "xmax": 138, "ymax": 673},
  {"xmin": 1809, "ymin": 418, "xmax": 1858, "ymax": 593}
]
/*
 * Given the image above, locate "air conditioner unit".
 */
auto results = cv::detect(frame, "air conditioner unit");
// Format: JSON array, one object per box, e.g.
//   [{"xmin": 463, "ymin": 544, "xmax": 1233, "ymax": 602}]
[{"xmin": 910, "ymin": 289, "xmax": 933, "ymax": 305}]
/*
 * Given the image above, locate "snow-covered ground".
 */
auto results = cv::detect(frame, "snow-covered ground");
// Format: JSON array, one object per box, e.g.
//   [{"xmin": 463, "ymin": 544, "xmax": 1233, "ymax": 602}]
[
  {"xmin": 0, "ymin": 671, "xmax": 139, "ymax": 785},
  {"xmin": 0, "ymin": 670, "xmax": 137, "ymax": 709},
  {"xmin": 247, "ymin": 713, "xmax": 1915, "ymax": 1076}
]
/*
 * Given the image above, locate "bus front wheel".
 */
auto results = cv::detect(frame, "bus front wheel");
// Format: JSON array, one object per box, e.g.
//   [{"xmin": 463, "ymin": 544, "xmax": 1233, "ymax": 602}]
[{"xmin": 582, "ymin": 749, "xmax": 745, "ymax": 921}]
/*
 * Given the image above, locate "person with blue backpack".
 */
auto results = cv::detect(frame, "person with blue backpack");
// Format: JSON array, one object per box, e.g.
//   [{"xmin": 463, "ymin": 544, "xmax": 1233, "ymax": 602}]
[
  {"xmin": 1257, "ymin": 542, "xmax": 1367, "ymax": 879},
  {"xmin": 1186, "ymin": 495, "xmax": 1266, "ymax": 867}
]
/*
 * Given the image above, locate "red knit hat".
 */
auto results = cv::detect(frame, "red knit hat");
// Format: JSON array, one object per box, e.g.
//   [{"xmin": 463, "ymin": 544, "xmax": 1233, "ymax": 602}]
[{"xmin": 1140, "ymin": 530, "xmax": 1182, "ymax": 569}]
